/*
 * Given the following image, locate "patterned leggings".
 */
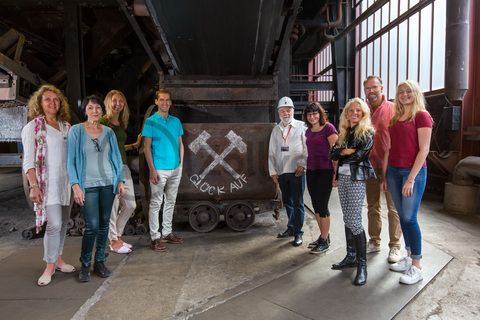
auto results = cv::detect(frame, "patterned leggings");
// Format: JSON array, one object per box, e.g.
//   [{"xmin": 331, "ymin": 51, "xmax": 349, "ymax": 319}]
[{"xmin": 337, "ymin": 174, "xmax": 366, "ymax": 235}]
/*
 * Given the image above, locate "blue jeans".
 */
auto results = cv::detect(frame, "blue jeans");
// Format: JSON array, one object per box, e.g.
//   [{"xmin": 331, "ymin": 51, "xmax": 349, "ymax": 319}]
[
  {"xmin": 386, "ymin": 166, "xmax": 427, "ymax": 260},
  {"xmin": 80, "ymin": 185, "xmax": 115, "ymax": 266},
  {"xmin": 278, "ymin": 173, "xmax": 305, "ymax": 236}
]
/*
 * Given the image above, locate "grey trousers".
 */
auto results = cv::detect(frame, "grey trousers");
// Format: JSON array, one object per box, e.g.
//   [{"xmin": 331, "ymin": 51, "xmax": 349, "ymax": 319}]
[
  {"xmin": 43, "ymin": 205, "xmax": 70, "ymax": 263},
  {"xmin": 149, "ymin": 166, "xmax": 182, "ymax": 240}
]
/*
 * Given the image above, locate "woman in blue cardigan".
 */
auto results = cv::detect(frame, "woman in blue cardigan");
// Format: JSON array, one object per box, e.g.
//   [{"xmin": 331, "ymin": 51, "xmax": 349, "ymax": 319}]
[{"xmin": 67, "ymin": 95, "xmax": 124, "ymax": 282}]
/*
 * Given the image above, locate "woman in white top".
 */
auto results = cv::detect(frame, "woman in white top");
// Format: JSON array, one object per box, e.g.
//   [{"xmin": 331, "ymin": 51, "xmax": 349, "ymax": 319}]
[{"xmin": 21, "ymin": 84, "xmax": 75, "ymax": 286}]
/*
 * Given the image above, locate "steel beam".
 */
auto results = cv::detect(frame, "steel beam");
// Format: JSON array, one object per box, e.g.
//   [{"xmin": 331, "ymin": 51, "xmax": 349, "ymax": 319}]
[
  {"xmin": 0, "ymin": 52, "xmax": 41, "ymax": 86},
  {"xmin": 64, "ymin": 2, "xmax": 85, "ymax": 110},
  {"xmin": 331, "ymin": 4, "xmax": 355, "ymax": 123},
  {"xmin": 330, "ymin": 0, "xmax": 389, "ymax": 42},
  {"xmin": 271, "ymin": 0, "xmax": 303, "ymax": 74},
  {"xmin": 143, "ymin": 0, "xmax": 180, "ymax": 73},
  {"xmin": 290, "ymin": 81, "xmax": 334, "ymax": 92},
  {"xmin": 160, "ymin": 75, "xmax": 277, "ymax": 102},
  {"xmin": 117, "ymin": 0, "xmax": 167, "ymax": 75},
  {"xmin": 0, "ymin": 0, "xmax": 117, "ymax": 6}
]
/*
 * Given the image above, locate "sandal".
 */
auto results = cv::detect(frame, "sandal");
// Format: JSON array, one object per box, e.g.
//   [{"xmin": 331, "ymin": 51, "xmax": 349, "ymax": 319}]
[
  {"xmin": 55, "ymin": 263, "xmax": 76, "ymax": 273},
  {"xmin": 123, "ymin": 242, "xmax": 133, "ymax": 249},
  {"xmin": 110, "ymin": 244, "xmax": 131, "ymax": 254},
  {"xmin": 37, "ymin": 270, "xmax": 55, "ymax": 286},
  {"xmin": 118, "ymin": 239, "xmax": 133, "ymax": 249}
]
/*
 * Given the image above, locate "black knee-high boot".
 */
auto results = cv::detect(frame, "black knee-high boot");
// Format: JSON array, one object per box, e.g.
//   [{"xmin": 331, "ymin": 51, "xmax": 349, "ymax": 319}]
[
  {"xmin": 353, "ymin": 230, "xmax": 367, "ymax": 286},
  {"xmin": 331, "ymin": 227, "xmax": 357, "ymax": 270}
]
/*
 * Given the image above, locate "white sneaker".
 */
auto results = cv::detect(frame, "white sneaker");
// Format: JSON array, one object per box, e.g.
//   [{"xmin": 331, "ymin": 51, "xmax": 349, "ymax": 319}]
[
  {"xmin": 389, "ymin": 256, "xmax": 412, "ymax": 272},
  {"xmin": 388, "ymin": 247, "xmax": 402, "ymax": 263},
  {"xmin": 366, "ymin": 242, "xmax": 381, "ymax": 253},
  {"xmin": 399, "ymin": 265, "xmax": 423, "ymax": 285}
]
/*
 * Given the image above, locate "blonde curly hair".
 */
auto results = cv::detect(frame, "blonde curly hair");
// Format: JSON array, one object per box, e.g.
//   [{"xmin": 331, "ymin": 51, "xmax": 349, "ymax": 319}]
[
  {"xmin": 27, "ymin": 84, "xmax": 70, "ymax": 122},
  {"xmin": 337, "ymin": 97, "xmax": 374, "ymax": 145},
  {"xmin": 104, "ymin": 90, "xmax": 130, "ymax": 128}
]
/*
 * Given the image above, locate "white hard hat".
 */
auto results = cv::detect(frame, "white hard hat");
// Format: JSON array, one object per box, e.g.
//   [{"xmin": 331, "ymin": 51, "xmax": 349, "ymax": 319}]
[{"xmin": 277, "ymin": 96, "xmax": 294, "ymax": 109}]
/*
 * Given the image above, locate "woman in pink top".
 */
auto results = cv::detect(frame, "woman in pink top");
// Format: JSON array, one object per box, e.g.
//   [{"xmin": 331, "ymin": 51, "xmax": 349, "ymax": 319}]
[
  {"xmin": 302, "ymin": 102, "xmax": 338, "ymax": 254},
  {"xmin": 381, "ymin": 80, "xmax": 433, "ymax": 285}
]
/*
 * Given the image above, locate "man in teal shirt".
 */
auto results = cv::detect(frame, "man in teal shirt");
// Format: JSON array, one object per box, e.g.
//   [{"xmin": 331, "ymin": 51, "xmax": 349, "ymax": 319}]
[{"xmin": 142, "ymin": 89, "xmax": 184, "ymax": 252}]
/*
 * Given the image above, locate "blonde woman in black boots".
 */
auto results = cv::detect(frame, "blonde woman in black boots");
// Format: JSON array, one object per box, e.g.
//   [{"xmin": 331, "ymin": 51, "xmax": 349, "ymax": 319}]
[{"xmin": 330, "ymin": 98, "xmax": 375, "ymax": 286}]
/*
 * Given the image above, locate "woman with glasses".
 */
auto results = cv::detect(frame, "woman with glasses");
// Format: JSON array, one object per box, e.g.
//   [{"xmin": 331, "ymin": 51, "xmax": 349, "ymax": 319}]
[
  {"xmin": 382, "ymin": 80, "xmax": 433, "ymax": 285},
  {"xmin": 101, "ymin": 90, "xmax": 137, "ymax": 254},
  {"xmin": 22, "ymin": 84, "xmax": 75, "ymax": 286},
  {"xmin": 302, "ymin": 102, "xmax": 338, "ymax": 254},
  {"xmin": 67, "ymin": 95, "xmax": 125, "ymax": 282}
]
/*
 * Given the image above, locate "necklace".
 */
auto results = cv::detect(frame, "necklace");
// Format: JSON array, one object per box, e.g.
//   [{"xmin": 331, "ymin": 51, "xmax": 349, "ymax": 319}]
[{"xmin": 85, "ymin": 121, "xmax": 100, "ymax": 129}]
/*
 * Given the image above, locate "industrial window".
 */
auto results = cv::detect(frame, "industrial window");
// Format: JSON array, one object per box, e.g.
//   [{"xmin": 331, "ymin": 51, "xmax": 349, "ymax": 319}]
[
  {"xmin": 357, "ymin": 0, "xmax": 446, "ymax": 99},
  {"xmin": 308, "ymin": 44, "xmax": 334, "ymax": 102}
]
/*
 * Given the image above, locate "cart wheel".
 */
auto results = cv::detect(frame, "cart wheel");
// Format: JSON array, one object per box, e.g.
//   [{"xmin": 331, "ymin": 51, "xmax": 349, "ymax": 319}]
[
  {"xmin": 135, "ymin": 222, "xmax": 147, "ymax": 235},
  {"xmin": 74, "ymin": 217, "xmax": 85, "ymax": 229},
  {"xmin": 66, "ymin": 218, "xmax": 75, "ymax": 229},
  {"xmin": 21, "ymin": 225, "xmax": 45, "ymax": 239},
  {"xmin": 123, "ymin": 223, "xmax": 136, "ymax": 236},
  {"xmin": 188, "ymin": 202, "xmax": 219, "ymax": 233},
  {"xmin": 225, "ymin": 202, "xmax": 255, "ymax": 231},
  {"xmin": 22, "ymin": 228, "xmax": 34, "ymax": 240}
]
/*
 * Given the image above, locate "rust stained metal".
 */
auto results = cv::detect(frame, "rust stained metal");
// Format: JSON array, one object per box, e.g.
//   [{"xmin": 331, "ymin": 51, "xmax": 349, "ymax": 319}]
[
  {"xmin": 167, "ymin": 87, "xmax": 277, "ymax": 101},
  {"xmin": 160, "ymin": 75, "xmax": 278, "ymax": 102},
  {"xmin": 178, "ymin": 123, "xmax": 276, "ymax": 202}
]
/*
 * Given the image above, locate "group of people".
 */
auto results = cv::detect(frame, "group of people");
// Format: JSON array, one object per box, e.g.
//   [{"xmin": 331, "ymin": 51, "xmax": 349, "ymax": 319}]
[
  {"xmin": 22, "ymin": 86, "xmax": 184, "ymax": 286},
  {"xmin": 269, "ymin": 76, "xmax": 432, "ymax": 286},
  {"xmin": 22, "ymin": 75, "xmax": 431, "ymax": 288}
]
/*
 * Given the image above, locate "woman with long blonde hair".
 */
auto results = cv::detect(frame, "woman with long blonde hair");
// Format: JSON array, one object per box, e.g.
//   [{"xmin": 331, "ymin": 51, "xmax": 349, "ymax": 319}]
[
  {"xmin": 22, "ymin": 84, "xmax": 75, "ymax": 286},
  {"xmin": 101, "ymin": 90, "xmax": 136, "ymax": 254},
  {"xmin": 330, "ymin": 97, "xmax": 375, "ymax": 286},
  {"xmin": 382, "ymin": 80, "xmax": 433, "ymax": 285}
]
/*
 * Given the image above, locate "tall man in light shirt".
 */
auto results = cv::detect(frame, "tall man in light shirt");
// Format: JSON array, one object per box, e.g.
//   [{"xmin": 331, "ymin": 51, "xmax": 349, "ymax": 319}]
[
  {"xmin": 143, "ymin": 89, "xmax": 185, "ymax": 252},
  {"xmin": 268, "ymin": 96, "xmax": 308, "ymax": 247},
  {"xmin": 363, "ymin": 76, "xmax": 402, "ymax": 263}
]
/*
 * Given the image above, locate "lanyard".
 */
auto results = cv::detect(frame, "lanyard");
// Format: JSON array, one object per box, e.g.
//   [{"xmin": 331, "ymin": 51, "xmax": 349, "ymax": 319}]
[{"xmin": 282, "ymin": 125, "xmax": 292, "ymax": 144}]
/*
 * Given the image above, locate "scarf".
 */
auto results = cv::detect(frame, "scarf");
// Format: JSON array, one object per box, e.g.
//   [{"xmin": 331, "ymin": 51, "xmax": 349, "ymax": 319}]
[{"xmin": 33, "ymin": 116, "xmax": 70, "ymax": 233}]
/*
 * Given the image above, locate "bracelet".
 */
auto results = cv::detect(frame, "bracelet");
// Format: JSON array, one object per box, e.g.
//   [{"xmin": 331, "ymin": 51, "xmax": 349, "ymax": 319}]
[
  {"xmin": 29, "ymin": 183, "xmax": 39, "ymax": 190},
  {"xmin": 407, "ymin": 178, "xmax": 414, "ymax": 183}
]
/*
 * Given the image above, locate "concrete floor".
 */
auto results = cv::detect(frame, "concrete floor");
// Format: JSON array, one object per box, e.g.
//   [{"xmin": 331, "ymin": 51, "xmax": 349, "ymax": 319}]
[{"xmin": 0, "ymin": 169, "xmax": 479, "ymax": 319}]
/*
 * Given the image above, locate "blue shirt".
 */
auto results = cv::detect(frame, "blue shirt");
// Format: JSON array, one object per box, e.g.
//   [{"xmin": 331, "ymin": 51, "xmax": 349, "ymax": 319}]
[
  {"xmin": 84, "ymin": 129, "xmax": 114, "ymax": 188},
  {"xmin": 67, "ymin": 124, "xmax": 124, "ymax": 194},
  {"xmin": 142, "ymin": 113, "xmax": 183, "ymax": 170}
]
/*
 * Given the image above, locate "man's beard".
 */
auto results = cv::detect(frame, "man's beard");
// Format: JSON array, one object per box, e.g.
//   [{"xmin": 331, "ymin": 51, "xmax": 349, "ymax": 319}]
[
  {"xmin": 367, "ymin": 94, "xmax": 378, "ymax": 104},
  {"xmin": 281, "ymin": 116, "xmax": 293, "ymax": 126}
]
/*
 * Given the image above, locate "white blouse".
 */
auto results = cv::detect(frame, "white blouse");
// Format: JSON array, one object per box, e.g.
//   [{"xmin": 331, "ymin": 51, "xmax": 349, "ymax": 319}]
[{"xmin": 21, "ymin": 120, "xmax": 71, "ymax": 206}]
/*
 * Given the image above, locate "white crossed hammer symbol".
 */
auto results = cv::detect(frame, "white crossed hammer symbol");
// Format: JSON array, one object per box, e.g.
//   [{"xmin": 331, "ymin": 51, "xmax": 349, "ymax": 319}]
[{"xmin": 189, "ymin": 130, "xmax": 247, "ymax": 180}]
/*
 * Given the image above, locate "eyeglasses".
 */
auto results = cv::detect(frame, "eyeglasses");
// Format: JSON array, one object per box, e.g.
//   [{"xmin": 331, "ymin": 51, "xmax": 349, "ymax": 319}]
[{"xmin": 91, "ymin": 138, "xmax": 101, "ymax": 152}]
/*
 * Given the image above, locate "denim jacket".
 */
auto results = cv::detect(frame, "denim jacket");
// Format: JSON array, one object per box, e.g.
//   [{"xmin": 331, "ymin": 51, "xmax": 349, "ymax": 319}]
[{"xmin": 330, "ymin": 126, "xmax": 376, "ymax": 181}]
